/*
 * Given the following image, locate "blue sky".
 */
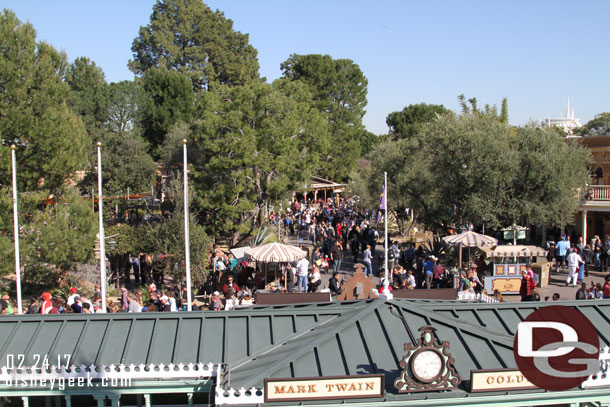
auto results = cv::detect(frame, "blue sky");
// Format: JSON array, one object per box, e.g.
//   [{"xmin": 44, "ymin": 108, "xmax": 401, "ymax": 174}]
[{"xmin": 3, "ymin": 0, "xmax": 608, "ymax": 134}]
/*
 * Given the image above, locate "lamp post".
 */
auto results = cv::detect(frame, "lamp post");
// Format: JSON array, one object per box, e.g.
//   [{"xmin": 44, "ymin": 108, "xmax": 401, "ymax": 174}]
[
  {"xmin": 11, "ymin": 144, "xmax": 23, "ymax": 314},
  {"xmin": 183, "ymin": 139, "xmax": 192, "ymax": 311},
  {"xmin": 97, "ymin": 142, "xmax": 107, "ymax": 312}
]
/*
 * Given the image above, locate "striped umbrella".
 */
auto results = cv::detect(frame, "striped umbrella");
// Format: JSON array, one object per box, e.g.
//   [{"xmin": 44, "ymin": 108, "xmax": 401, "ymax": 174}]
[
  {"xmin": 442, "ymin": 231, "xmax": 498, "ymax": 269},
  {"xmin": 442, "ymin": 231, "xmax": 498, "ymax": 248},
  {"xmin": 245, "ymin": 243, "xmax": 307, "ymax": 263}
]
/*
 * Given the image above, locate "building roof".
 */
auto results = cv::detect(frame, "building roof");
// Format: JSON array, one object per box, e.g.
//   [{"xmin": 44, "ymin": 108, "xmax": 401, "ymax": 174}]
[{"xmin": 2, "ymin": 299, "xmax": 610, "ymax": 403}]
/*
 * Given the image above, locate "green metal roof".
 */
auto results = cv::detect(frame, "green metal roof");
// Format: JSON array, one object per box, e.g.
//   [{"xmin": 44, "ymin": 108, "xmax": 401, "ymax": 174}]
[{"xmin": 1, "ymin": 299, "xmax": 610, "ymax": 402}]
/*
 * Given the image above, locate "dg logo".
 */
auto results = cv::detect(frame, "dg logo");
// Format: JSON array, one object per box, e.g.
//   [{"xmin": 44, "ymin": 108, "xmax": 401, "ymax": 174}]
[{"xmin": 513, "ymin": 305, "xmax": 600, "ymax": 391}]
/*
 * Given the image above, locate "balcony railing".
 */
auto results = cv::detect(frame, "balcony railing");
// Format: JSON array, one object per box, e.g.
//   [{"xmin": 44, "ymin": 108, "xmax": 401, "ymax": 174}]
[{"xmin": 585, "ymin": 185, "xmax": 610, "ymax": 201}]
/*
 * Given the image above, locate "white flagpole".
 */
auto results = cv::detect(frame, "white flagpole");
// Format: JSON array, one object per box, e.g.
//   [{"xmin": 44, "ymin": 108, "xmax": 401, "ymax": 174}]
[
  {"xmin": 97, "ymin": 142, "xmax": 107, "ymax": 312},
  {"xmin": 11, "ymin": 145, "xmax": 23, "ymax": 314},
  {"xmin": 183, "ymin": 139, "xmax": 192, "ymax": 311},
  {"xmin": 381, "ymin": 172, "xmax": 392, "ymax": 299}
]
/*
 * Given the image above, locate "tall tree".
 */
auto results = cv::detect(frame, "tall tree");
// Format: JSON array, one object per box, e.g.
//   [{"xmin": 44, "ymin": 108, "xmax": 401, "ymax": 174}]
[
  {"xmin": 577, "ymin": 112, "xmax": 610, "ymax": 137},
  {"xmin": 107, "ymin": 80, "xmax": 143, "ymax": 136},
  {"xmin": 129, "ymin": 0, "xmax": 260, "ymax": 91},
  {"xmin": 280, "ymin": 54, "xmax": 368, "ymax": 181},
  {"xmin": 386, "ymin": 103, "xmax": 451, "ymax": 140},
  {"xmin": 163, "ymin": 81, "xmax": 328, "ymax": 240},
  {"xmin": 80, "ymin": 131, "xmax": 157, "ymax": 197},
  {"xmin": 0, "ymin": 10, "xmax": 88, "ymax": 192},
  {"xmin": 0, "ymin": 187, "xmax": 97, "ymax": 284},
  {"xmin": 65, "ymin": 57, "xmax": 110, "ymax": 137},
  {"xmin": 358, "ymin": 111, "xmax": 590, "ymax": 232},
  {"xmin": 458, "ymin": 94, "xmax": 508, "ymax": 123},
  {"xmin": 140, "ymin": 67, "xmax": 195, "ymax": 154}
]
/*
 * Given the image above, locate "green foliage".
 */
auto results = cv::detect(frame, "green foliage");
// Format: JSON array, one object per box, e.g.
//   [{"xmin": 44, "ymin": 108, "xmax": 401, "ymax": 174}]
[
  {"xmin": 0, "ymin": 10, "xmax": 88, "ymax": 192},
  {"xmin": 105, "ymin": 224, "xmax": 141, "ymax": 255},
  {"xmin": 80, "ymin": 131, "xmax": 157, "ymax": 197},
  {"xmin": 27, "ymin": 188, "xmax": 98, "ymax": 270},
  {"xmin": 107, "ymin": 80, "xmax": 143, "ymax": 136},
  {"xmin": 357, "ymin": 109, "xmax": 590, "ymax": 232},
  {"xmin": 163, "ymin": 81, "xmax": 328, "ymax": 237},
  {"xmin": 422, "ymin": 235, "xmax": 447, "ymax": 259},
  {"xmin": 0, "ymin": 186, "xmax": 97, "ymax": 287},
  {"xmin": 65, "ymin": 57, "xmax": 110, "ymax": 137},
  {"xmin": 280, "ymin": 54, "xmax": 368, "ymax": 181},
  {"xmin": 140, "ymin": 68, "xmax": 195, "ymax": 155},
  {"xmin": 577, "ymin": 112, "xmax": 610, "ymax": 137},
  {"xmin": 251, "ymin": 226, "xmax": 279, "ymax": 246},
  {"xmin": 386, "ymin": 103, "xmax": 452, "ymax": 140},
  {"xmin": 129, "ymin": 0, "xmax": 260, "ymax": 91},
  {"xmin": 458, "ymin": 94, "xmax": 508, "ymax": 124}
]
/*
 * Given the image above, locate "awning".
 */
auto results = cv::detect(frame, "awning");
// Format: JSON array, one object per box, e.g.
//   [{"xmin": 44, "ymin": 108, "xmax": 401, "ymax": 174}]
[
  {"xmin": 483, "ymin": 245, "xmax": 548, "ymax": 258},
  {"xmin": 245, "ymin": 243, "xmax": 306, "ymax": 263},
  {"xmin": 230, "ymin": 246, "xmax": 251, "ymax": 262},
  {"xmin": 442, "ymin": 231, "xmax": 498, "ymax": 247}
]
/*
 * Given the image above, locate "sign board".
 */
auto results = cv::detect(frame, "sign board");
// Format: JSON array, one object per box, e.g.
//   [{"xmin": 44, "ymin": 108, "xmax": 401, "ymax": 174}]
[
  {"xmin": 264, "ymin": 375, "xmax": 384, "ymax": 402},
  {"xmin": 484, "ymin": 276, "xmax": 522, "ymax": 294},
  {"xmin": 470, "ymin": 369, "xmax": 536, "ymax": 392},
  {"xmin": 503, "ymin": 230, "xmax": 526, "ymax": 241}
]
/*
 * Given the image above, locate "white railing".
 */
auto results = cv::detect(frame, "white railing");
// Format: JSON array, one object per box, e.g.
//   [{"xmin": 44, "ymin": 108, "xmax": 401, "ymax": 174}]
[
  {"xmin": 456, "ymin": 291, "xmax": 499, "ymax": 303},
  {"xmin": 586, "ymin": 185, "xmax": 610, "ymax": 201}
]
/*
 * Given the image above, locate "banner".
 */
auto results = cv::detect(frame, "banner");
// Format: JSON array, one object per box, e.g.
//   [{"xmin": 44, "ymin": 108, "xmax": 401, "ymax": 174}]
[{"xmin": 376, "ymin": 181, "xmax": 386, "ymax": 225}]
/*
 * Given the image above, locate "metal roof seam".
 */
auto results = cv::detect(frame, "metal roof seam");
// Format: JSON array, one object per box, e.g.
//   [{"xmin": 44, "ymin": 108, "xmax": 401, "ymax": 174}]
[
  {"xmin": 18, "ymin": 321, "xmax": 44, "ymax": 361},
  {"xmin": 119, "ymin": 317, "xmax": 136, "ymax": 365},
  {"xmin": 233, "ymin": 301, "xmax": 387, "ymax": 388},
  {"xmin": 46, "ymin": 319, "xmax": 68, "ymax": 362},
  {"xmin": 228, "ymin": 313, "xmax": 343, "ymax": 370},
  {"xmin": 171, "ymin": 317, "xmax": 181, "ymax": 364}
]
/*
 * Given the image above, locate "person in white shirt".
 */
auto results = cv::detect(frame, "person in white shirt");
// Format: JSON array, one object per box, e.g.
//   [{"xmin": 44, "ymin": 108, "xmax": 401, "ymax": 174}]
[
  {"xmin": 406, "ymin": 270, "xmax": 416, "ymax": 289},
  {"xmin": 225, "ymin": 293, "xmax": 238, "ymax": 311},
  {"xmin": 567, "ymin": 248, "xmax": 584, "ymax": 287},
  {"xmin": 296, "ymin": 257, "xmax": 309, "ymax": 292},
  {"xmin": 308, "ymin": 266, "xmax": 321, "ymax": 292},
  {"xmin": 67, "ymin": 287, "xmax": 78, "ymax": 306}
]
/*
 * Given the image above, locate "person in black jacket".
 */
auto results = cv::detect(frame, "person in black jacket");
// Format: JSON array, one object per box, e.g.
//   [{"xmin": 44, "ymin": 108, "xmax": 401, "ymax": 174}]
[
  {"xmin": 329, "ymin": 272, "xmax": 343, "ymax": 295},
  {"xmin": 575, "ymin": 282, "xmax": 588, "ymax": 300}
]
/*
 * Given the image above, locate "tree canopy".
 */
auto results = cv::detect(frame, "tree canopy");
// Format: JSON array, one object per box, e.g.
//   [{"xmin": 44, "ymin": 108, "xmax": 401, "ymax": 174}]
[
  {"xmin": 129, "ymin": 0, "xmax": 260, "ymax": 91},
  {"xmin": 162, "ymin": 81, "xmax": 329, "ymax": 240},
  {"xmin": 358, "ymin": 110, "xmax": 590, "ymax": 232},
  {"xmin": 577, "ymin": 112, "xmax": 610, "ymax": 137},
  {"xmin": 139, "ymin": 67, "xmax": 195, "ymax": 154},
  {"xmin": 65, "ymin": 57, "xmax": 110, "ymax": 138},
  {"xmin": 386, "ymin": 103, "xmax": 452, "ymax": 140},
  {"xmin": 0, "ymin": 10, "xmax": 88, "ymax": 192},
  {"xmin": 280, "ymin": 54, "xmax": 368, "ymax": 181}
]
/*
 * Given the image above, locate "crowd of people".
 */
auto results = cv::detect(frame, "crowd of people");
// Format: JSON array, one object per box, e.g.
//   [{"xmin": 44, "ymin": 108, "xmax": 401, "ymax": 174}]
[{"xmin": 5, "ymin": 196, "xmax": 610, "ymax": 315}]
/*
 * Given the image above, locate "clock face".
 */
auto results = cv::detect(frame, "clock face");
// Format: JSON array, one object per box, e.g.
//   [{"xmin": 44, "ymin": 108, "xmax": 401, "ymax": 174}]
[{"xmin": 411, "ymin": 349, "xmax": 443, "ymax": 383}]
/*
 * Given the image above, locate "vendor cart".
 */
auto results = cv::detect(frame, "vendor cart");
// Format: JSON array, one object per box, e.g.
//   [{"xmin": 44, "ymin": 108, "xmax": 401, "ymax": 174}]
[{"xmin": 481, "ymin": 245, "xmax": 548, "ymax": 294}]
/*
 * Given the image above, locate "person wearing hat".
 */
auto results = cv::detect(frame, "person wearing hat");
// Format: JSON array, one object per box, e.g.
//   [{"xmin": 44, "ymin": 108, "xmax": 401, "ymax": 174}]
[
  {"xmin": 70, "ymin": 296, "xmax": 83, "ymax": 313},
  {"xmin": 40, "ymin": 292, "xmax": 53, "ymax": 314},
  {"xmin": 160, "ymin": 295, "xmax": 171, "ymax": 312},
  {"xmin": 67, "ymin": 287, "xmax": 78, "ymax": 306},
  {"xmin": 210, "ymin": 291, "xmax": 223, "ymax": 311},
  {"xmin": 223, "ymin": 275, "xmax": 239, "ymax": 296}
]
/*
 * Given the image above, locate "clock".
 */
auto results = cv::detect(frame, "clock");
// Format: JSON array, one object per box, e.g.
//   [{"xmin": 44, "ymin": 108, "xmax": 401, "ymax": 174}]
[
  {"xmin": 411, "ymin": 348, "xmax": 444, "ymax": 383},
  {"xmin": 394, "ymin": 325, "xmax": 461, "ymax": 393}
]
